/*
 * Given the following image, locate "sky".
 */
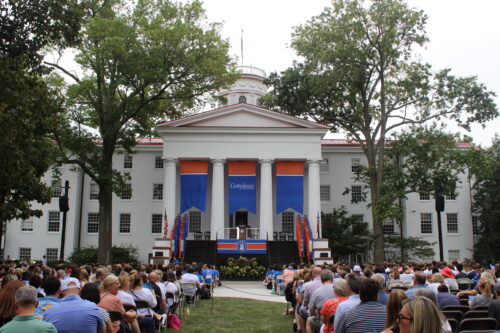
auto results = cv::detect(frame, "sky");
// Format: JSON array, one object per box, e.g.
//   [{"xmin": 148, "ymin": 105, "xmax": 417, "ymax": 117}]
[{"xmin": 195, "ymin": 0, "xmax": 500, "ymax": 146}]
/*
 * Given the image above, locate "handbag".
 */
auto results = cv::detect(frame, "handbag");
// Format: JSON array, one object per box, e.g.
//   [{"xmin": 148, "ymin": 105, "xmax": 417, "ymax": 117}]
[{"xmin": 167, "ymin": 313, "xmax": 182, "ymax": 330}]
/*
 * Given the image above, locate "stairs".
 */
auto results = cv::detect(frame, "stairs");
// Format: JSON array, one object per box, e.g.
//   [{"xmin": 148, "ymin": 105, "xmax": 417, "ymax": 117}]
[{"xmin": 182, "ymin": 240, "xmax": 300, "ymax": 268}]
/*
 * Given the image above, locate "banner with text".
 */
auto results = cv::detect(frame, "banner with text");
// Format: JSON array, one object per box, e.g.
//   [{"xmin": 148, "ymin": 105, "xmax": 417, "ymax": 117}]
[
  {"xmin": 217, "ymin": 239, "xmax": 267, "ymax": 254},
  {"xmin": 276, "ymin": 161, "xmax": 304, "ymax": 214},
  {"xmin": 228, "ymin": 161, "xmax": 256, "ymax": 214},
  {"xmin": 180, "ymin": 160, "xmax": 208, "ymax": 213}
]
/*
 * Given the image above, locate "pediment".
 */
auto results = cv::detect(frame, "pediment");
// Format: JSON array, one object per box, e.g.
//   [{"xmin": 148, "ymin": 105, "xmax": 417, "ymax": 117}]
[{"xmin": 156, "ymin": 103, "xmax": 329, "ymax": 130}]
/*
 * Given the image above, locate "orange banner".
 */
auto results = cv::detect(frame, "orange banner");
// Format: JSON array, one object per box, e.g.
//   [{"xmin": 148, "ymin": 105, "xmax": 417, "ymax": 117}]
[{"xmin": 276, "ymin": 161, "xmax": 304, "ymax": 175}]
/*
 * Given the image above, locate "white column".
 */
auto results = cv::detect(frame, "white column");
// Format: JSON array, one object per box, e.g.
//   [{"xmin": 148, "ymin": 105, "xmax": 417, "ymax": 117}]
[
  {"xmin": 259, "ymin": 159, "xmax": 273, "ymax": 239},
  {"xmin": 308, "ymin": 159, "xmax": 321, "ymax": 239},
  {"xmin": 163, "ymin": 158, "xmax": 177, "ymax": 237},
  {"xmin": 210, "ymin": 159, "xmax": 225, "ymax": 240}
]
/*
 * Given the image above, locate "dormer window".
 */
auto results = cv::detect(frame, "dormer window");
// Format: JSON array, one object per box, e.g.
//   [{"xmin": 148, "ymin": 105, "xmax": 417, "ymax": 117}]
[{"xmin": 239, "ymin": 95, "xmax": 247, "ymax": 103}]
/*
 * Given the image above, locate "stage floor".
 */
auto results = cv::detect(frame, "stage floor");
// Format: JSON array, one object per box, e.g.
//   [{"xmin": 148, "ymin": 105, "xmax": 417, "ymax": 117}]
[{"xmin": 213, "ymin": 280, "xmax": 286, "ymax": 303}]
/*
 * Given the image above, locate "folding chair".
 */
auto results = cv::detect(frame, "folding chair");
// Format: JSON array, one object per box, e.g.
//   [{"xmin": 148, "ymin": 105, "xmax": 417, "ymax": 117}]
[
  {"xmin": 459, "ymin": 318, "xmax": 498, "ymax": 331},
  {"xmin": 447, "ymin": 317, "xmax": 459, "ymax": 333},
  {"xmin": 464, "ymin": 310, "xmax": 489, "ymax": 319},
  {"xmin": 443, "ymin": 305, "xmax": 470, "ymax": 313},
  {"xmin": 180, "ymin": 282, "xmax": 198, "ymax": 306},
  {"xmin": 457, "ymin": 278, "xmax": 472, "ymax": 290},
  {"xmin": 472, "ymin": 305, "xmax": 489, "ymax": 311},
  {"xmin": 442, "ymin": 310, "xmax": 463, "ymax": 323}
]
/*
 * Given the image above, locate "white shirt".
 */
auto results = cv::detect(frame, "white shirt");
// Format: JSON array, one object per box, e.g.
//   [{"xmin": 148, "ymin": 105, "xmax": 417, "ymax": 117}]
[
  {"xmin": 181, "ymin": 273, "xmax": 199, "ymax": 284},
  {"xmin": 163, "ymin": 281, "xmax": 179, "ymax": 306},
  {"xmin": 155, "ymin": 281, "xmax": 167, "ymax": 300},
  {"xmin": 117, "ymin": 290, "xmax": 135, "ymax": 306}
]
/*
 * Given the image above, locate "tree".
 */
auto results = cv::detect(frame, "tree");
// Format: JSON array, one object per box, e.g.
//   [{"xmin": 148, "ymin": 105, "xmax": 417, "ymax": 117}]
[
  {"xmin": 384, "ymin": 234, "xmax": 435, "ymax": 262},
  {"xmin": 261, "ymin": 0, "xmax": 498, "ymax": 262},
  {"xmin": 49, "ymin": 0, "xmax": 237, "ymax": 264},
  {"xmin": 0, "ymin": 0, "xmax": 82, "ymax": 255},
  {"xmin": 321, "ymin": 208, "xmax": 374, "ymax": 262},
  {"xmin": 468, "ymin": 137, "xmax": 500, "ymax": 262}
]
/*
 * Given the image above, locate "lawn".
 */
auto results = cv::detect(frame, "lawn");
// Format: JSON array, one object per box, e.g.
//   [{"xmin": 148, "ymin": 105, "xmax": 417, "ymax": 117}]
[{"xmin": 171, "ymin": 297, "xmax": 293, "ymax": 333}]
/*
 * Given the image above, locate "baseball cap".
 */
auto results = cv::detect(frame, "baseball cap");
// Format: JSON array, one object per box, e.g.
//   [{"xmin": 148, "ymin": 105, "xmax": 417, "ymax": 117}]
[
  {"xmin": 353, "ymin": 265, "xmax": 361, "ymax": 272},
  {"xmin": 60, "ymin": 277, "xmax": 81, "ymax": 291}
]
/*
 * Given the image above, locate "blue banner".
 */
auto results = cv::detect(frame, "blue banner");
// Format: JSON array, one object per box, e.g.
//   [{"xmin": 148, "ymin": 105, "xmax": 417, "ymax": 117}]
[
  {"xmin": 276, "ymin": 175, "xmax": 303, "ymax": 214},
  {"xmin": 180, "ymin": 174, "xmax": 208, "ymax": 213},
  {"xmin": 228, "ymin": 175, "xmax": 256, "ymax": 214}
]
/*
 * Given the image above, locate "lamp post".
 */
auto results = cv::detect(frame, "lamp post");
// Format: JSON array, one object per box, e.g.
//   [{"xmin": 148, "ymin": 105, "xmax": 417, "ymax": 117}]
[
  {"xmin": 434, "ymin": 184, "xmax": 445, "ymax": 262},
  {"xmin": 59, "ymin": 181, "xmax": 70, "ymax": 261}
]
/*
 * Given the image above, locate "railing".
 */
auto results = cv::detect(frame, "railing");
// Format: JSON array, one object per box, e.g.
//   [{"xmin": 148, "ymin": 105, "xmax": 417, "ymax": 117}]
[{"xmin": 223, "ymin": 227, "xmax": 261, "ymax": 239}]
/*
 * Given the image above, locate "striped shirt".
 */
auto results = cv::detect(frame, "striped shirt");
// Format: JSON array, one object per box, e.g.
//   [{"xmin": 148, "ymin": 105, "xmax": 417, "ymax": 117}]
[{"xmin": 334, "ymin": 301, "xmax": 386, "ymax": 333}]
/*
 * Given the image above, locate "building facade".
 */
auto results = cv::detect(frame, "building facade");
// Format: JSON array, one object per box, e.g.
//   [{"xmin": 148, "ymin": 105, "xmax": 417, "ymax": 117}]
[{"xmin": 3, "ymin": 66, "xmax": 476, "ymax": 263}]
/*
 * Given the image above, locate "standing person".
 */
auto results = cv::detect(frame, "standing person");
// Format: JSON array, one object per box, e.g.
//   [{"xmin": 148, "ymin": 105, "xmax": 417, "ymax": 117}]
[
  {"xmin": 382, "ymin": 289, "xmax": 408, "ymax": 333},
  {"xmin": 335, "ymin": 278, "xmax": 386, "ymax": 333},
  {"xmin": 0, "ymin": 280, "xmax": 25, "ymax": 327},
  {"xmin": 398, "ymin": 296, "xmax": 443, "ymax": 333},
  {"xmin": 0, "ymin": 286, "xmax": 56, "ymax": 333},
  {"xmin": 43, "ymin": 277, "xmax": 105, "ymax": 333}
]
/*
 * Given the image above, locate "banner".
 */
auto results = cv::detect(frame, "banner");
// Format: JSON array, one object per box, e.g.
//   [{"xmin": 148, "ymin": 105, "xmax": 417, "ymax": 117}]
[
  {"xmin": 217, "ymin": 239, "xmax": 267, "ymax": 254},
  {"xmin": 180, "ymin": 160, "xmax": 208, "ymax": 213},
  {"xmin": 276, "ymin": 161, "xmax": 304, "ymax": 214},
  {"xmin": 170, "ymin": 215, "xmax": 181, "ymax": 259},
  {"xmin": 296, "ymin": 215, "xmax": 303, "ymax": 257},
  {"xmin": 163, "ymin": 210, "xmax": 169, "ymax": 240},
  {"xmin": 228, "ymin": 161, "xmax": 256, "ymax": 214},
  {"xmin": 302, "ymin": 216, "xmax": 314, "ymax": 259}
]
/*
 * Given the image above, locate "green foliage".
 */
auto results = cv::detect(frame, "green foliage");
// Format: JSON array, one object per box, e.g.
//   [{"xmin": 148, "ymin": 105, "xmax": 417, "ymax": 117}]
[
  {"xmin": 384, "ymin": 234, "xmax": 435, "ymax": 262},
  {"xmin": 220, "ymin": 256, "xmax": 266, "ymax": 280},
  {"xmin": 49, "ymin": 0, "xmax": 238, "ymax": 263},
  {"xmin": 468, "ymin": 137, "xmax": 500, "ymax": 262},
  {"xmin": 68, "ymin": 244, "xmax": 139, "ymax": 265},
  {"xmin": 262, "ymin": 0, "xmax": 498, "ymax": 262},
  {"xmin": 321, "ymin": 208, "xmax": 374, "ymax": 260}
]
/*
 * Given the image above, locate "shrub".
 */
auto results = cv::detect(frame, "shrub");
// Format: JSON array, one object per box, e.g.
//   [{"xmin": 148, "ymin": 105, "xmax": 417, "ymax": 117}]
[
  {"xmin": 220, "ymin": 256, "xmax": 266, "ymax": 280},
  {"xmin": 68, "ymin": 244, "xmax": 138, "ymax": 265}
]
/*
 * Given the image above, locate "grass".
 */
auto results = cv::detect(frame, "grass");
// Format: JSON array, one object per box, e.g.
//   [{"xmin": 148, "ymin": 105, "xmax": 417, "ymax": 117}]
[{"xmin": 169, "ymin": 297, "xmax": 293, "ymax": 333}]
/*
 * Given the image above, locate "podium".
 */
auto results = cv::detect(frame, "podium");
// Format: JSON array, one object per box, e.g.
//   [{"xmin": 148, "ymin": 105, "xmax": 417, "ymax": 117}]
[{"xmin": 237, "ymin": 225, "xmax": 247, "ymax": 240}]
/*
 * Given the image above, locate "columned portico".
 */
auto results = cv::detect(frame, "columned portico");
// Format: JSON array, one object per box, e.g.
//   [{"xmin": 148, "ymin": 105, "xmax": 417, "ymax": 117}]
[
  {"xmin": 164, "ymin": 158, "xmax": 177, "ymax": 235},
  {"xmin": 307, "ymin": 159, "xmax": 321, "ymax": 238},
  {"xmin": 259, "ymin": 159, "xmax": 273, "ymax": 239},
  {"xmin": 210, "ymin": 159, "xmax": 225, "ymax": 240}
]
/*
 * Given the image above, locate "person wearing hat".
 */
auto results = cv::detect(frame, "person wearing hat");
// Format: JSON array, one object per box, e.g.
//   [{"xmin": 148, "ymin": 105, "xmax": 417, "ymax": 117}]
[
  {"xmin": 0, "ymin": 286, "xmax": 56, "ymax": 333},
  {"xmin": 44, "ymin": 277, "xmax": 105, "ymax": 333},
  {"xmin": 440, "ymin": 266, "xmax": 459, "ymax": 291}
]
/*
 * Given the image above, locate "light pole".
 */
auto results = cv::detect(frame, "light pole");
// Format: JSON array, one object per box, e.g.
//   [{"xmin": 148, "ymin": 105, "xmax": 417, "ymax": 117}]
[
  {"xmin": 434, "ymin": 184, "xmax": 445, "ymax": 262},
  {"xmin": 59, "ymin": 180, "xmax": 70, "ymax": 261}
]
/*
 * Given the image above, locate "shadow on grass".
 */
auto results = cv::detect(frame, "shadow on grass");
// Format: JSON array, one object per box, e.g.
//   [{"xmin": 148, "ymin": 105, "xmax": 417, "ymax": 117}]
[{"xmin": 172, "ymin": 297, "xmax": 293, "ymax": 333}]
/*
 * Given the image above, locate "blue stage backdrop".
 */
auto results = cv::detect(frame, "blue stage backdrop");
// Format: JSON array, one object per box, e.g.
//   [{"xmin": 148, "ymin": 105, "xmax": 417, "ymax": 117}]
[
  {"xmin": 228, "ymin": 161, "xmax": 256, "ymax": 214},
  {"xmin": 276, "ymin": 161, "xmax": 304, "ymax": 214},
  {"xmin": 180, "ymin": 160, "xmax": 208, "ymax": 213}
]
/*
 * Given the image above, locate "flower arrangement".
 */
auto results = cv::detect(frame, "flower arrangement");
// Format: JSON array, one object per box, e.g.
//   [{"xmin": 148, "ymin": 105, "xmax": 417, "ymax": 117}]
[{"xmin": 220, "ymin": 256, "xmax": 266, "ymax": 280}]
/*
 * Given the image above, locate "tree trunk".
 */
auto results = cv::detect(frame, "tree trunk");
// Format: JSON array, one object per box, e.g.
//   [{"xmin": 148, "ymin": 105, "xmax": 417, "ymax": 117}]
[
  {"xmin": 97, "ymin": 144, "xmax": 114, "ymax": 264},
  {"xmin": 366, "ymin": 150, "xmax": 386, "ymax": 264}
]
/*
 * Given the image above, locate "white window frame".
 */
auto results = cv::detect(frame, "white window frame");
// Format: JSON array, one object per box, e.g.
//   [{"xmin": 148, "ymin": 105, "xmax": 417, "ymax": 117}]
[
  {"xmin": 448, "ymin": 250, "xmax": 460, "ymax": 261},
  {"xmin": 21, "ymin": 218, "xmax": 34, "ymax": 232},
  {"xmin": 320, "ymin": 185, "xmax": 330, "ymax": 202},
  {"xmin": 51, "ymin": 179, "xmax": 62, "ymax": 198},
  {"xmin": 46, "ymin": 248, "xmax": 58, "ymax": 261},
  {"xmin": 446, "ymin": 213, "xmax": 459, "ymax": 234},
  {"xmin": 383, "ymin": 220, "xmax": 395, "ymax": 235},
  {"xmin": 351, "ymin": 214, "xmax": 364, "ymax": 224},
  {"xmin": 120, "ymin": 183, "xmax": 132, "ymax": 200},
  {"xmin": 87, "ymin": 213, "xmax": 99, "ymax": 234},
  {"xmin": 47, "ymin": 211, "xmax": 60, "ymax": 233},
  {"xmin": 151, "ymin": 214, "xmax": 162, "ymax": 234},
  {"xmin": 189, "ymin": 211, "xmax": 201, "ymax": 233},
  {"xmin": 123, "ymin": 154, "xmax": 133, "ymax": 169},
  {"xmin": 419, "ymin": 193, "xmax": 431, "ymax": 201},
  {"xmin": 420, "ymin": 213, "xmax": 433, "ymax": 234},
  {"xmin": 282, "ymin": 211, "xmax": 294, "ymax": 234},
  {"xmin": 119, "ymin": 213, "xmax": 131, "ymax": 234},
  {"xmin": 154, "ymin": 156, "xmax": 164, "ymax": 169},
  {"xmin": 153, "ymin": 183, "xmax": 163, "ymax": 201},
  {"xmin": 19, "ymin": 247, "xmax": 31, "ymax": 262},
  {"xmin": 351, "ymin": 158, "xmax": 361, "ymax": 173},
  {"xmin": 351, "ymin": 185, "xmax": 362, "ymax": 202},
  {"xmin": 472, "ymin": 215, "xmax": 480, "ymax": 235},
  {"xmin": 89, "ymin": 182, "xmax": 99, "ymax": 200}
]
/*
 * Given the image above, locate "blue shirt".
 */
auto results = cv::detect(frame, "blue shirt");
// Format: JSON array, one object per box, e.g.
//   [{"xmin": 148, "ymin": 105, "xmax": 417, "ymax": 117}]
[
  {"xmin": 35, "ymin": 296, "xmax": 60, "ymax": 317},
  {"xmin": 202, "ymin": 269, "xmax": 213, "ymax": 283},
  {"xmin": 406, "ymin": 284, "xmax": 428, "ymax": 298},
  {"xmin": 44, "ymin": 295, "xmax": 105, "ymax": 333}
]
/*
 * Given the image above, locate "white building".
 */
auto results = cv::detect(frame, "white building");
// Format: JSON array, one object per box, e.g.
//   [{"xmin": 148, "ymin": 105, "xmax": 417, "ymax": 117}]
[{"xmin": 3, "ymin": 66, "xmax": 476, "ymax": 263}]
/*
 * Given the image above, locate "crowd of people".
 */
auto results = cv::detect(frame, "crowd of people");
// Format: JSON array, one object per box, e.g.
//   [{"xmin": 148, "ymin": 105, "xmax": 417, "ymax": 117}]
[
  {"xmin": 266, "ymin": 260, "xmax": 500, "ymax": 333},
  {"xmin": 0, "ymin": 261, "xmax": 219, "ymax": 333}
]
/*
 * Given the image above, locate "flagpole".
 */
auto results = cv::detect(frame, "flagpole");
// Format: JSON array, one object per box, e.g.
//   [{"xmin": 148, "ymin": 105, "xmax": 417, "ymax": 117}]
[{"xmin": 240, "ymin": 29, "xmax": 244, "ymax": 66}]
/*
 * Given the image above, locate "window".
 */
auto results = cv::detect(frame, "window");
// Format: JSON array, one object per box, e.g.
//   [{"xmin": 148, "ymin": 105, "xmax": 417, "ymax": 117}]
[
  {"xmin": 51, "ymin": 179, "xmax": 62, "ymax": 198},
  {"xmin": 351, "ymin": 185, "xmax": 362, "ymax": 202},
  {"xmin": 351, "ymin": 158, "xmax": 361, "ymax": 173},
  {"xmin": 87, "ymin": 213, "xmax": 99, "ymax": 233},
  {"xmin": 351, "ymin": 214, "xmax": 364, "ymax": 224},
  {"xmin": 383, "ymin": 220, "xmax": 395, "ymax": 235},
  {"xmin": 21, "ymin": 218, "xmax": 33, "ymax": 232},
  {"xmin": 446, "ymin": 192, "xmax": 457, "ymax": 200},
  {"xmin": 320, "ymin": 159, "xmax": 329, "ymax": 173},
  {"xmin": 320, "ymin": 185, "xmax": 330, "ymax": 202},
  {"xmin": 420, "ymin": 213, "xmax": 432, "ymax": 234},
  {"xmin": 19, "ymin": 248, "xmax": 31, "ymax": 262},
  {"xmin": 121, "ymin": 184, "xmax": 132, "ymax": 200},
  {"xmin": 419, "ymin": 193, "xmax": 431, "ymax": 200},
  {"xmin": 239, "ymin": 95, "xmax": 247, "ymax": 103},
  {"xmin": 472, "ymin": 216, "xmax": 480, "ymax": 235},
  {"xmin": 448, "ymin": 250, "xmax": 460, "ymax": 261},
  {"xmin": 46, "ymin": 248, "xmax": 58, "ymax": 261},
  {"xmin": 155, "ymin": 156, "xmax": 164, "ymax": 169},
  {"xmin": 119, "ymin": 213, "xmax": 131, "ymax": 233},
  {"xmin": 189, "ymin": 211, "xmax": 201, "ymax": 233},
  {"xmin": 90, "ymin": 182, "xmax": 99, "ymax": 200},
  {"xmin": 447, "ymin": 213, "xmax": 458, "ymax": 233},
  {"xmin": 48, "ymin": 211, "xmax": 60, "ymax": 232},
  {"xmin": 153, "ymin": 183, "xmax": 163, "ymax": 200},
  {"xmin": 151, "ymin": 214, "xmax": 162, "ymax": 234},
  {"xmin": 124, "ymin": 155, "xmax": 133, "ymax": 169},
  {"xmin": 282, "ymin": 211, "xmax": 294, "ymax": 233}
]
